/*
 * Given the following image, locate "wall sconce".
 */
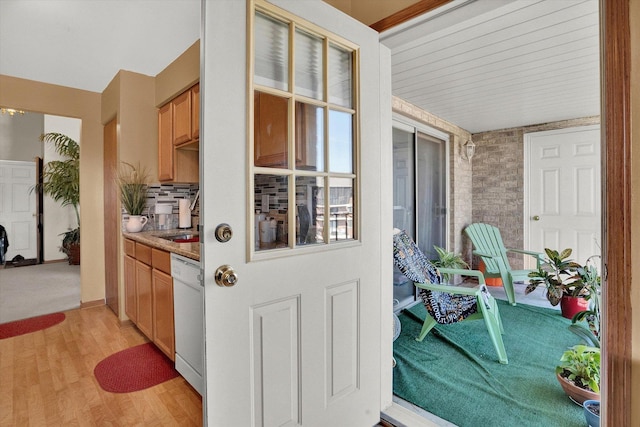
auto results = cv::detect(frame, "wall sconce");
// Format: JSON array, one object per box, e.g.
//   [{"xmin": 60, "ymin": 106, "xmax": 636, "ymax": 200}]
[{"xmin": 461, "ymin": 139, "xmax": 476, "ymax": 162}]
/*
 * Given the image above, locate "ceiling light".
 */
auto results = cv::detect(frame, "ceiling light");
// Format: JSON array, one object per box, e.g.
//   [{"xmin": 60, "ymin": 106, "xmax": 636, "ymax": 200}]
[{"xmin": 1, "ymin": 108, "xmax": 26, "ymax": 116}]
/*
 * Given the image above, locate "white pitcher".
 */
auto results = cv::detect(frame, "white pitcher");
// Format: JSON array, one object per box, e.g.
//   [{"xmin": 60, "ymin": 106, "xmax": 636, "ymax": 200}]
[{"xmin": 126, "ymin": 215, "xmax": 148, "ymax": 232}]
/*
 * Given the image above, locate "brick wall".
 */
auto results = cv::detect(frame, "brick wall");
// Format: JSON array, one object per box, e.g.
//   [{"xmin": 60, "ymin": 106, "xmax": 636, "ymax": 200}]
[{"xmin": 471, "ymin": 116, "xmax": 600, "ymax": 269}]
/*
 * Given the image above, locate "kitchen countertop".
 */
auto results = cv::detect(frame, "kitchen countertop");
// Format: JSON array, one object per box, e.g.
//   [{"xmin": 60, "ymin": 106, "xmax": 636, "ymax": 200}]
[{"xmin": 123, "ymin": 229, "xmax": 200, "ymax": 261}]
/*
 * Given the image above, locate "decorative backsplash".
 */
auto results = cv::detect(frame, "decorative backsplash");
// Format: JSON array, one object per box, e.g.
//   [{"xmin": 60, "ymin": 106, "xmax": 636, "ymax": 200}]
[{"xmin": 121, "ymin": 183, "xmax": 200, "ymax": 231}]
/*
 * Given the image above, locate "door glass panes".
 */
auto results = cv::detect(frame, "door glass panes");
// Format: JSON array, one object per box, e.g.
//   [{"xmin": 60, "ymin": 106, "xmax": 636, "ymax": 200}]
[
  {"xmin": 328, "ymin": 177, "xmax": 354, "ymax": 242},
  {"xmin": 328, "ymin": 110, "xmax": 353, "ymax": 173},
  {"xmin": 295, "ymin": 176, "xmax": 324, "ymax": 245},
  {"xmin": 254, "ymin": 12, "xmax": 289, "ymax": 90},
  {"xmin": 255, "ymin": 174, "xmax": 289, "ymax": 251},
  {"xmin": 295, "ymin": 30, "xmax": 323, "ymax": 100},
  {"xmin": 252, "ymin": 9, "xmax": 357, "ymax": 253},
  {"xmin": 254, "ymin": 91, "xmax": 288, "ymax": 168},
  {"xmin": 328, "ymin": 43, "xmax": 352, "ymax": 108},
  {"xmin": 295, "ymin": 102, "xmax": 324, "ymax": 171}
]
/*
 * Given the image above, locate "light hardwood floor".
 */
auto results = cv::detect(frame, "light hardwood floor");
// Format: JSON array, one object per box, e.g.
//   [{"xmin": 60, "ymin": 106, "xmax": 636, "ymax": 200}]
[{"xmin": 0, "ymin": 305, "xmax": 202, "ymax": 426}]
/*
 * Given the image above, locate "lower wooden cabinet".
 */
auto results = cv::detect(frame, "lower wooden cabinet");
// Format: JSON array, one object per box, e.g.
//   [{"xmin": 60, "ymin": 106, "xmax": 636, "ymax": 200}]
[
  {"xmin": 123, "ymin": 239, "xmax": 175, "ymax": 361},
  {"xmin": 153, "ymin": 269, "xmax": 175, "ymax": 359}
]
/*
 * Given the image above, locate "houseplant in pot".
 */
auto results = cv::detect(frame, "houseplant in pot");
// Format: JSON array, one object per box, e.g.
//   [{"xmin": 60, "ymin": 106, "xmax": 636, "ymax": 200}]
[
  {"xmin": 555, "ymin": 344, "xmax": 600, "ymax": 405},
  {"xmin": 39, "ymin": 133, "xmax": 80, "ymax": 264},
  {"xmin": 116, "ymin": 162, "xmax": 150, "ymax": 232},
  {"xmin": 569, "ymin": 255, "xmax": 602, "ymax": 347},
  {"xmin": 432, "ymin": 245, "xmax": 469, "ymax": 284},
  {"xmin": 524, "ymin": 248, "xmax": 587, "ymax": 318},
  {"xmin": 583, "ymin": 399, "xmax": 600, "ymax": 427}
]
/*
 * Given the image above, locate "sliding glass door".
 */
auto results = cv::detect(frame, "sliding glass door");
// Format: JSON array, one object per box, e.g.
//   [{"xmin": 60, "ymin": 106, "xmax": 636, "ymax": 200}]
[{"xmin": 392, "ymin": 120, "xmax": 448, "ymax": 311}]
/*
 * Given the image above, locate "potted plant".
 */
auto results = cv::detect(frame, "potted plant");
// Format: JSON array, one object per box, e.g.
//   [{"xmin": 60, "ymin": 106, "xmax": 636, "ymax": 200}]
[
  {"xmin": 583, "ymin": 399, "xmax": 600, "ymax": 427},
  {"xmin": 569, "ymin": 255, "xmax": 601, "ymax": 347},
  {"xmin": 116, "ymin": 162, "xmax": 151, "ymax": 232},
  {"xmin": 39, "ymin": 133, "xmax": 80, "ymax": 264},
  {"xmin": 555, "ymin": 344, "xmax": 600, "ymax": 405},
  {"xmin": 524, "ymin": 248, "xmax": 587, "ymax": 318},
  {"xmin": 432, "ymin": 245, "xmax": 469, "ymax": 284}
]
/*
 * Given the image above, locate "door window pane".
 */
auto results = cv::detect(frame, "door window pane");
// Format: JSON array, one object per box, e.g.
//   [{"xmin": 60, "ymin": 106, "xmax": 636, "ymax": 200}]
[
  {"xmin": 254, "ymin": 92, "xmax": 289, "ymax": 168},
  {"xmin": 328, "ymin": 43, "xmax": 352, "ymax": 108},
  {"xmin": 255, "ymin": 174, "xmax": 289, "ymax": 251},
  {"xmin": 295, "ymin": 30, "xmax": 323, "ymax": 100},
  {"xmin": 328, "ymin": 110, "xmax": 353, "ymax": 173},
  {"xmin": 254, "ymin": 12, "xmax": 289, "ymax": 90},
  {"xmin": 328, "ymin": 177, "xmax": 354, "ymax": 242},
  {"xmin": 295, "ymin": 102, "xmax": 324, "ymax": 171},
  {"xmin": 295, "ymin": 176, "xmax": 324, "ymax": 245}
]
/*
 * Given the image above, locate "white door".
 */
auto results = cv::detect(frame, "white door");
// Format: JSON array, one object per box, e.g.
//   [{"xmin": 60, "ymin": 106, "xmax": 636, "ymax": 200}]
[
  {"xmin": 201, "ymin": 1, "xmax": 388, "ymax": 425},
  {"xmin": 525, "ymin": 125, "xmax": 601, "ymax": 266},
  {"xmin": 0, "ymin": 160, "xmax": 38, "ymax": 262}
]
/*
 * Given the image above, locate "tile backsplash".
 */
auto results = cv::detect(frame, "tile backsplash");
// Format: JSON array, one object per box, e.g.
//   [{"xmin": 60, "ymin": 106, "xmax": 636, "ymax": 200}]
[{"xmin": 121, "ymin": 183, "xmax": 200, "ymax": 231}]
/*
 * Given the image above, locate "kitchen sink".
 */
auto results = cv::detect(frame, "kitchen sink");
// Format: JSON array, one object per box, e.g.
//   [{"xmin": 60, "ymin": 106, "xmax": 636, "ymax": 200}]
[{"xmin": 158, "ymin": 233, "xmax": 199, "ymax": 243}]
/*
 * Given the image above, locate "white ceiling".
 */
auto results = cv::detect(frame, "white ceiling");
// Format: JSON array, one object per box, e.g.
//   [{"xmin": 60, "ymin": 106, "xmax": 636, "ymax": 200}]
[
  {"xmin": 0, "ymin": 0, "xmax": 200, "ymax": 93},
  {"xmin": 380, "ymin": 0, "xmax": 600, "ymax": 133},
  {"xmin": 0, "ymin": 0, "xmax": 599, "ymax": 134}
]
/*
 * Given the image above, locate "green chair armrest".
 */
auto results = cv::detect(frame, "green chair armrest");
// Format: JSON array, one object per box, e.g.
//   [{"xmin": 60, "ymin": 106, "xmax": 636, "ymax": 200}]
[
  {"xmin": 506, "ymin": 248, "xmax": 545, "ymax": 260},
  {"xmin": 438, "ymin": 267, "xmax": 485, "ymax": 283},
  {"xmin": 472, "ymin": 250, "xmax": 499, "ymax": 259},
  {"xmin": 414, "ymin": 281, "xmax": 484, "ymax": 296}
]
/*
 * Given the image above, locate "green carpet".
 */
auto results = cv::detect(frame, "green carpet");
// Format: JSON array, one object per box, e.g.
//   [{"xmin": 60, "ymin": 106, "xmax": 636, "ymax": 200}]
[{"xmin": 393, "ymin": 300, "xmax": 586, "ymax": 427}]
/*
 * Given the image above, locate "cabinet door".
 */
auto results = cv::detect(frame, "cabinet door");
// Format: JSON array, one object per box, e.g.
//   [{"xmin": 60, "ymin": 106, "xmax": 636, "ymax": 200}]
[
  {"xmin": 191, "ymin": 83, "xmax": 200, "ymax": 141},
  {"xmin": 124, "ymin": 255, "xmax": 137, "ymax": 323},
  {"xmin": 136, "ymin": 260, "xmax": 153, "ymax": 339},
  {"xmin": 173, "ymin": 91, "xmax": 192, "ymax": 146},
  {"xmin": 153, "ymin": 269, "xmax": 175, "ymax": 360},
  {"xmin": 158, "ymin": 103, "xmax": 174, "ymax": 181}
]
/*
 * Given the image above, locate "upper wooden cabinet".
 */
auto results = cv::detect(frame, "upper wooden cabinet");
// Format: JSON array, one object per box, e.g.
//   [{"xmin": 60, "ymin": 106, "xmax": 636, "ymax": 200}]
[
  {"xmin": 158, "ymin": 83, "xmax": 199, "ymax": 183},
  {"xmin": 191, "ymin": 83, "xmax": 200, "ymax": 140},
  {"xmin": 172, "ymin": 90, "xmax": 192, "ymax": 146}
]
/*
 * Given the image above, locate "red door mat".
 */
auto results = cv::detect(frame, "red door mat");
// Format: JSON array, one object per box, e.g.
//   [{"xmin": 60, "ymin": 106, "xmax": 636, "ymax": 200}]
[
  {"xmin": 94, "ymin": 342, "xmax": 179, "ymax": 393},
  {"xmin": 0, "ymin": 312, "xmax": 66, "ymax": 339}
]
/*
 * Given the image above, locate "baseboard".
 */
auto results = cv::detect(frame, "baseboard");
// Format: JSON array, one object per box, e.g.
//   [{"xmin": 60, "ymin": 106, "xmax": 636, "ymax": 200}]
[
  {"xmin": 42, "ymin": 259, "xmax": 68, "ymax": 264},
  {"xmin": 80, "ymin": 299, "xmax": 104, "ymax": 309}
]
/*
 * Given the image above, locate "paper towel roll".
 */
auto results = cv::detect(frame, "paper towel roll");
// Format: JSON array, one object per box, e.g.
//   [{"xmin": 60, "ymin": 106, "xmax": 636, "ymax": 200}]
[{"xmin": 178, "ymin": 199, "xmax": 191, "ymax": 228}]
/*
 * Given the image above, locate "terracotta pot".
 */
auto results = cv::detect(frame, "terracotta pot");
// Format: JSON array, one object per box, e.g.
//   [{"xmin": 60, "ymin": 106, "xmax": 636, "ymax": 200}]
[
  {"xmin": 556, "ymin": 373, "xmax": 599, "ymax": 405},
  {"xmin": 67, "ymin": 242, "xmax": 80, "ymax": 265},
  {"xmin": 560, "ymin": 295, "xmax": 589, "ymax": 319}
]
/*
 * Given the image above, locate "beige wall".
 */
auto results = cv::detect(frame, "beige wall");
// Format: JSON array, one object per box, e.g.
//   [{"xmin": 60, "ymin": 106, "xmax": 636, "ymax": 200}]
[
  {"xmin": 156, "ymin": 40, "xmax": 200, "ymax": 107},
  {"xmin": 630, "ymin": 0, "xmax": 639, "ymax": 423},
  {"xmin": 0, "ymin": 75, "xmax": 105, "ymax": 304}
]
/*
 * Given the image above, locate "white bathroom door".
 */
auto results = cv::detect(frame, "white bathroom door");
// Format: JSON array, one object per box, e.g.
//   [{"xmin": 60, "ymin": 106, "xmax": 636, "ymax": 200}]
[
  {"xmin": 525, "ymin": 125, "xmax": 601, "ymax": 266},
  {"xmin": 0, "ymin": 160, "xmax": 38, "ymax": 261},
  {"xmin": 201, "ymin": 1, "xmax": 388, "ymax": 426}
]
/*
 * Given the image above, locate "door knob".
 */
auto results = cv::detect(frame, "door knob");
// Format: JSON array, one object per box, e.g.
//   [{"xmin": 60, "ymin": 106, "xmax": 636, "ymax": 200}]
[
  {"xmin": 215, "ymin": 265, "xmax": 238, "ymax": 287},
  {"xmin": 532, "ymin": 215, "xmax": 540, "ymax": 221}
]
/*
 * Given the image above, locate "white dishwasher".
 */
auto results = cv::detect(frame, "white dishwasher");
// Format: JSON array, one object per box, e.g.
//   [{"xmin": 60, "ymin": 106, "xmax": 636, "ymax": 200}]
[{"xmin": 171, "ymin": 253, "xmax": 203, "ymax": 395}]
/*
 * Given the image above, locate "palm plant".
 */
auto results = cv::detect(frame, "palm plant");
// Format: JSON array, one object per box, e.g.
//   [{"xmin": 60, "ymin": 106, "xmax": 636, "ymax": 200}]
[{"xmin": 39, "ymin": 133, "xmax": 80, "ymax": 257}]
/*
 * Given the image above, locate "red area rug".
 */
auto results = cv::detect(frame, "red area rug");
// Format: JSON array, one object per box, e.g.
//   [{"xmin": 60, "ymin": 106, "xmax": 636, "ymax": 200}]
[
  {"xmin": 94, "ymin": 342, "xmax": 179, "ymax": 393},
  {"xmin": 0, "ymin": 312, "xmax": 66, "ymax": 339}
]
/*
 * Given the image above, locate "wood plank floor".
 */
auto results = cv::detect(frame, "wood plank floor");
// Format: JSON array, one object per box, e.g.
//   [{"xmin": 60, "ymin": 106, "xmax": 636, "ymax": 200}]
[{"xmin": 0, "ymin": 305, "xmax": 202, "ymax": 426}]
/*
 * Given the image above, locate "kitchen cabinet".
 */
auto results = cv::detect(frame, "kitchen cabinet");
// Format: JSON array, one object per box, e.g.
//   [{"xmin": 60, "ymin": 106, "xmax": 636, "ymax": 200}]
[
  {"xmin": 123, "ymin": 239, "xmax": 175, "ymax": 360},
  {"xmin": 152, "ymin": 248, "xmax": 175, "ymax": 360},
  {"xmin": 158, "ymin": 83, "xmax": 199, "ymax": 183}
]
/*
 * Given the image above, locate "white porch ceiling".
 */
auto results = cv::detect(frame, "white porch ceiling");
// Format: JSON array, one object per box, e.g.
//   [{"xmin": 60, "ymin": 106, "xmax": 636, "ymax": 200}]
[{"xmin": 380, "ymin": 0, "xmax": 600, "ymax": 133}]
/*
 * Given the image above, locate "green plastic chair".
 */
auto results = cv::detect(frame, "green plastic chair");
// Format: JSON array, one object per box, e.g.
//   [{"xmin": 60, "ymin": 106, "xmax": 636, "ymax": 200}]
[
  {"xmin": 465, "ymin": 223, "xmax": 545, "ymax": 306},
  {"xmin": 393, "ymin": 230, "xmax": 508, "ymax": 364}
]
